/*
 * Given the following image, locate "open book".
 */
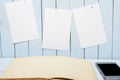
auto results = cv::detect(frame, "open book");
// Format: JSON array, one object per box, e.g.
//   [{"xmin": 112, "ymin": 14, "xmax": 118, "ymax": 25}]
[{"xmin": 0, "ymin": 56, "xmax": 97, "ymax": 80}]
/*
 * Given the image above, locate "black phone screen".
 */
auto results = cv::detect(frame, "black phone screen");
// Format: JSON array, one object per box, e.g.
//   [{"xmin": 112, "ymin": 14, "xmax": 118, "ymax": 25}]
[{"xmin": 97, "ymin": 63, "xmax": 120, "ymax": 76}]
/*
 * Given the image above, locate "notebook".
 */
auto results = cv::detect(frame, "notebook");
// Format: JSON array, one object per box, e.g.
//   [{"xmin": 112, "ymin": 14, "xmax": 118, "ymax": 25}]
[{"xmin": 0, "ymin": 56, "xmax": 97, "ymax": 80}]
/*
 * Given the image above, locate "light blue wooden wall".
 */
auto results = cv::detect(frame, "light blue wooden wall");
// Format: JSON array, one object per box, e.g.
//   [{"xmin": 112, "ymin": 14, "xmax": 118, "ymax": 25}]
[{"xmin": 0, "ymin": 0, "xmax": 119, "ymax": 59}]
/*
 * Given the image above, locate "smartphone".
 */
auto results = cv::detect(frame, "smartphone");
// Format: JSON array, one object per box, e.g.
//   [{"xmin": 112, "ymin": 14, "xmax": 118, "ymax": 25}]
[{"xmin": 96, "ymin": 62, "xmax": 120, "ymax": 80}]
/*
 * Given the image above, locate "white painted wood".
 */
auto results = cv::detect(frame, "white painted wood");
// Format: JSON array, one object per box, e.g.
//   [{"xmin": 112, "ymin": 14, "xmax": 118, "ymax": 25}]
[
  {"xmin": 0, "ymin": 72, "xmax": 3, "ymax": 76},
  {"xmin": 70, "ymin": 0, "xmax": 84, "ymax": 59},
  {"xmin": 0, "ymin": 0, "xmax": 119, "ymax": 59},
  {"xmin": 0, "ymin": 58, "xmax": 14, "ymax": 72}
]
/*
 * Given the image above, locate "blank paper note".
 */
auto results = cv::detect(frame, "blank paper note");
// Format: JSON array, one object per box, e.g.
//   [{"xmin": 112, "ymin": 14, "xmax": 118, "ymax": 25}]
[
  {"xmin": 42, "ymin": 8, "xmax": 72, "ymax": 50},
  {"xmin": 72, "ymin": 3, "xmax": 107, "ymax": 48},
  {"xmin": 5, "ymin": 0, "xmax": 39, "ymax": 43}
]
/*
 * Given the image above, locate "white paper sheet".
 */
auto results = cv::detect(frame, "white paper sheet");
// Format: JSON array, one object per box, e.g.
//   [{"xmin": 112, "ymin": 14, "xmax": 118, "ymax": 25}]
[
  {"xmin": 42, "ymin": 8, "xmax": 72, "ymax": 50},
  {"xmin": 5, "ymin": 0, "xmax": 39, "ymax": 43},
  {"xmin": 72, "ymin": 3, "xmax": 107, "ymax": 48}
]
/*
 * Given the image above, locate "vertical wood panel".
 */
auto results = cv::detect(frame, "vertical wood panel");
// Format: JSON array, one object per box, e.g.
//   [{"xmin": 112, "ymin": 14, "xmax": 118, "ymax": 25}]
[
  {"xmin": 42, "ymin": 0, "xmax": 56, "ymax": 56},
  {"xmin": 15, "ymin": 42, "xmax": 29, "ymax": 57},
  {"xmin": 0, "ymin": 0, "xmax": 120, "ymax": 59},
  {"xmin": 56, "ymin": 0, "xmax": 71, "ymax": 57},
  {"xmin": 113, "ymin": 0, "xmax": 120, "ymax": 59},
  {"xmin": 0, "ymin": 72, "xmax": 3, "ymax": 76},
  {"xmin": 0, "ymin": 35, "xmax": 2, "ymax": 58},
  {"xmin": 71, "ymin": 0, "xmax": 84, "ymax": 59},
  {"xmin": 0, "ymin": 58, "xmax": 13, "ymax": 71},
  {"xmin": 84, "ymin": 0, "xmax": 98, "ymax": 59},
  {"xmin": 29, "ymin": 0, "xmax": 42, "ymax": 56},
  {"xmin": 0, "ymin": 0, "xmax": 15, "ymax": 58},
  {"xmin": 99, "ymin": 0, "xmax": 113, "ymax": 59},
  {"xmin": 13, "ymin": 0, "xmax": 29, "ymax": 57}
]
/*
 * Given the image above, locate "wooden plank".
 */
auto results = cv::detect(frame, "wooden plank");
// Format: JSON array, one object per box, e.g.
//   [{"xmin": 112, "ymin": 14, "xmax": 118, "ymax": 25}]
[
  {"xmin": 84, "ymin": 0, "xmax": 98, "ymax": 59},
  {"xmin": 0, "ymin": 72, "xmax": 3, "ymax": 76},
  {"xmin": 13, "ymin": 0, "xmax": 29, "ymax": 57},
  {"xmin": 71, "ymin": 0, "xmax": 84, "ymax": 59},
  {"xmin": 56, "ymin": 0, "xmax": 71, "ymax": 57},
  {"xmin": 0, "ymin": 58, "xmax": 13, "ymax": 72},
  {"xmin": 99, "ymin": 0, "xmax": 113, "ymax": 59},
  {"xmin": 15, "ymin": 42, "xmax": 29, "ymax": 57},
  {"xmin": 0, "ymin": 0, "xmax": 15, "ymax": 58},
  {"xmin": 29, "ymin": 0, "xmax": 42, "ymax": 56},
  {"xmin": 0, "ymin": 35, "xmax": 2, "ymax": 58},
  {"xmin": 42, "ymin": 0, "xmax": 56, "ymax": 56},
  {"xmin": 113, "ymin": 0, "xmax": 120, "ymax": 59}
]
